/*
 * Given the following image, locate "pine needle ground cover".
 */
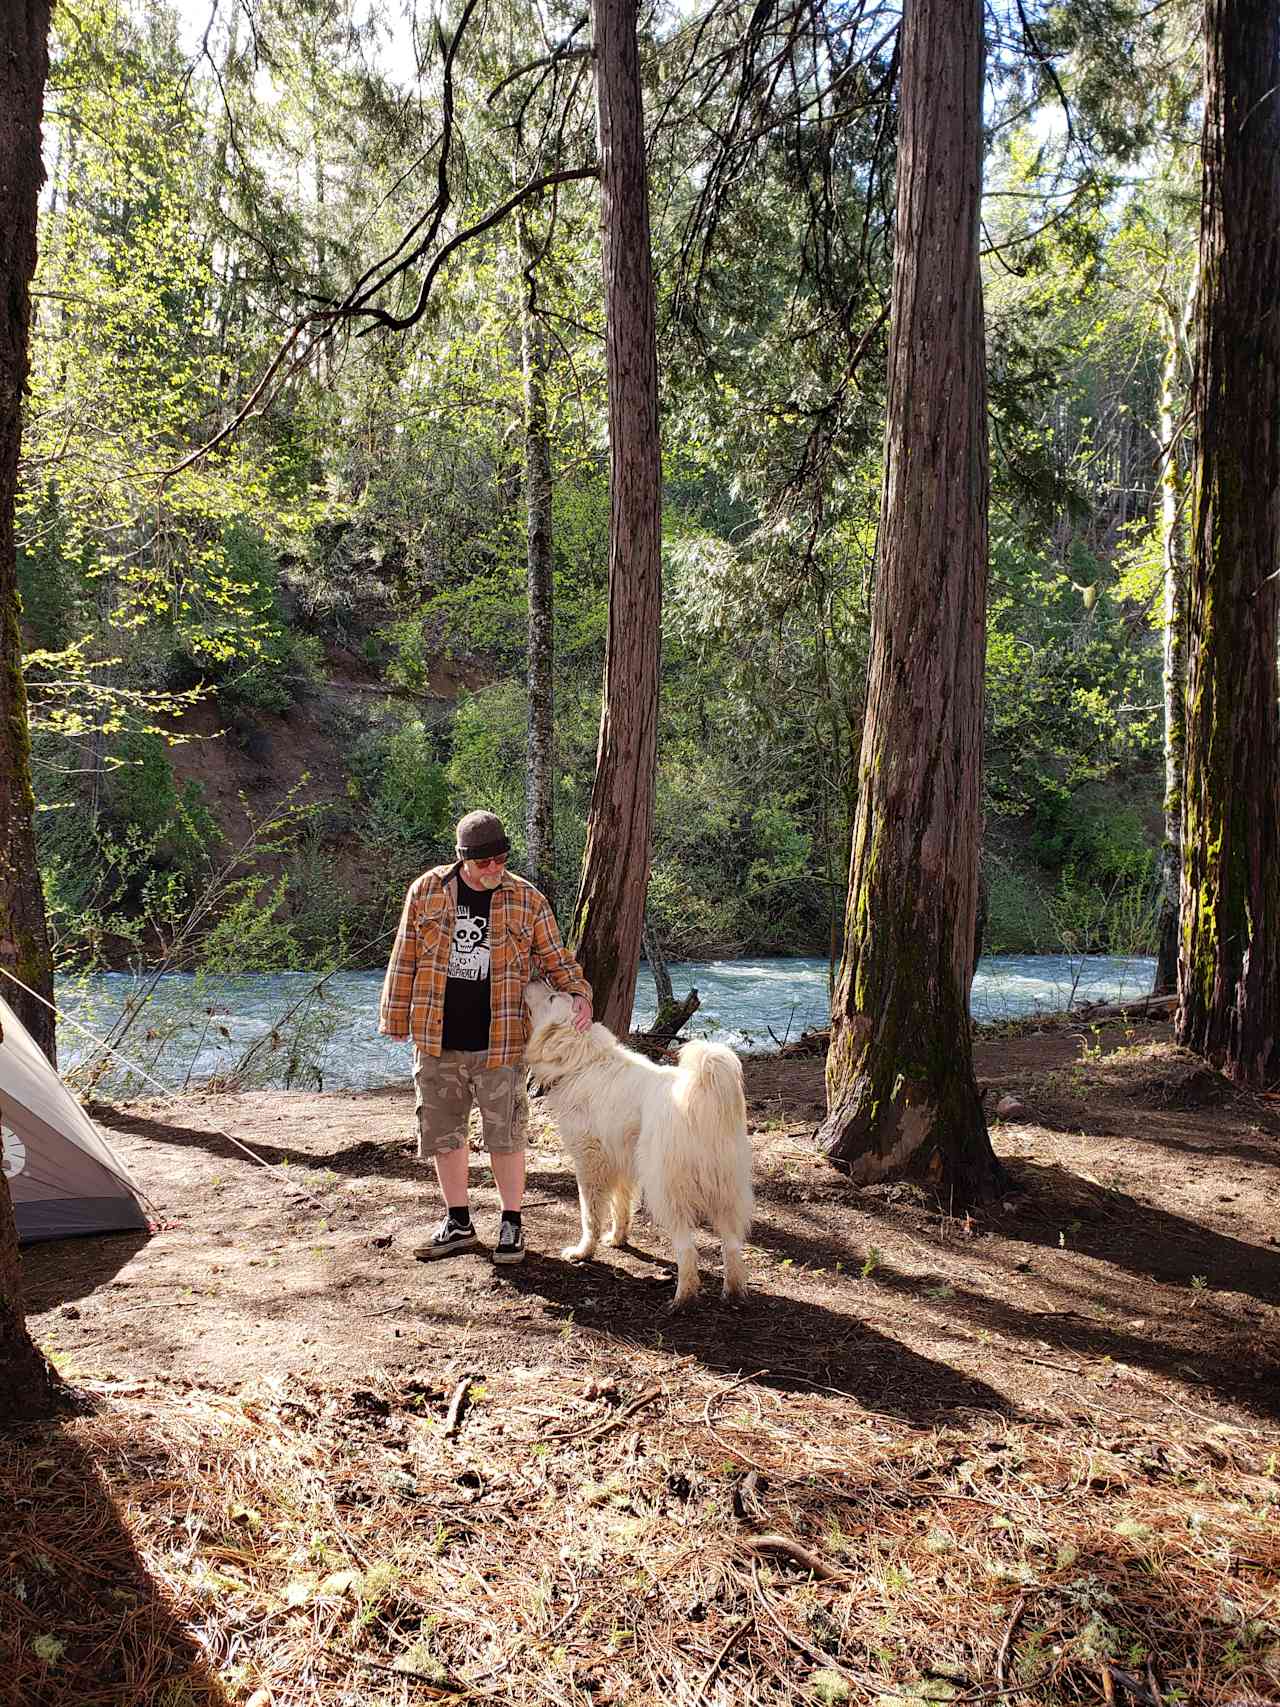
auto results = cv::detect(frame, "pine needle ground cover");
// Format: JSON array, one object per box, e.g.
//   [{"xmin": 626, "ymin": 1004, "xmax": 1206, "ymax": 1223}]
[{"xmin": 2, "ymin": 1357, "xmax": 1277, "ymax": 1707}]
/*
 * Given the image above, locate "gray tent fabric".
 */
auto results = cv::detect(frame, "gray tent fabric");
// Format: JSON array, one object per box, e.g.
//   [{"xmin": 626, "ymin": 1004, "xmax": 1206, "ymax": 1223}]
[{"xmin": 0, "ymin": 994, "xmax": 147, "ymax": 1244}]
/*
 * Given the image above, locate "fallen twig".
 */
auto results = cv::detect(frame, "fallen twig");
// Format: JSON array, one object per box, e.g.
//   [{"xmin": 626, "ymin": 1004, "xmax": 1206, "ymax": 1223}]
[
  {"xmin": 1102, "ymin": 1664, "xmax": 1162, "ymax": 1707},
  {"xmin": 444, "ymin": 1376, "xmax": 473, "ymax": 1439},
  {"xmin": 689, "ymin": 1614, "xmax": 753, "ymax": 1707},
  {"xmin": 749, "ymin": 1558, "xmax": 865, "ymax": 1688},
  {"xmin": 744, "ymin": 1532, "xmax": 844, "ymax": 1582},
  {"xmin": 327, "ymin": 1644, "xmax": 502, "ymax": 1699},
  {"xmin": 996, "ymin": 1592, "xmax": 1028, "ymax": 1689},
  {"xmin": 702, "ymin": 1370, "xmax": 771, "ymax": 1473},
  {"xmin": 542, "ymin": 1383, "xmax": 664, "ymax": 1442}
]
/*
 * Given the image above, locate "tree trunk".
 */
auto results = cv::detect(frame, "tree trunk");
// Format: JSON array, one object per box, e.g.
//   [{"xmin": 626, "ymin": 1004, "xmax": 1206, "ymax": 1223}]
[
  {"xmin": 0, "ymin": 0, "xmax": 57, "ymax": 1067},
  {"xmin": 632, "ymin": 914, "xmax": 699, "ymax": 1057},
  {"xmin": 817, "ymin": 0, "xmax": 1001, "ymax": 1205},
  {"xmin": 571, "ymin": 0, "xmax": 662, "ymax": 1034},
  {"xmin": 1176, "ymin": 0, "xmax": 1280, "ymax": 1085},
  {"xmin": 1153, "ymin": 274, "xmax": 1195, "ymax": 996},
  {"xmin": 0, "ymin": 1043, "xmax": 69, "ymax": 1422},
  {"xmin": 520, "ymin": 226, "xmax": 557, "ymax": 907}
]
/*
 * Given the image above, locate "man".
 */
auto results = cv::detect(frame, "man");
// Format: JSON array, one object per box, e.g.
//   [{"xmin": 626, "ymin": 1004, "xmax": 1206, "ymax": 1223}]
[{"xmin": 379, "ymin": 810, "xmax": 591, "ymax": 1264}]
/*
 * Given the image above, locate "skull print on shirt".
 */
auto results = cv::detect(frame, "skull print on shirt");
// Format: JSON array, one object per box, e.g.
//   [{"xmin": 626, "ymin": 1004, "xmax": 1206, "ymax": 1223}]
[{"xmin": 447, "ymin": 902, "xmax": 491, "ymax": 982}]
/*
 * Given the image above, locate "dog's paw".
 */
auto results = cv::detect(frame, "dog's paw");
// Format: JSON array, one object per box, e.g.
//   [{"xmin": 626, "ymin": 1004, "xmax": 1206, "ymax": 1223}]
[
  {"xmin": 601, "ymin": 1229, "xmax": 628, "ymax": 1249},
  {"xmin": 561, "ymin": 1243, "xmax": 595, "ymax": 1263},
  {"xmin": 668, "ymin": 1288, "xmax": 700, "ymax": 1312},
  {"xmin": 721, "ymin": 1283, "xmax": 749, "ymax": 1306}
]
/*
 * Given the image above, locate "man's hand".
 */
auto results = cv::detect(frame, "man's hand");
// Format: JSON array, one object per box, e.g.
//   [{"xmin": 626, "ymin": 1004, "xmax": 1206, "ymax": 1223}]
[{"xmin": 571, "ymin": 995, "xmax": 592, "ymax": 1033}]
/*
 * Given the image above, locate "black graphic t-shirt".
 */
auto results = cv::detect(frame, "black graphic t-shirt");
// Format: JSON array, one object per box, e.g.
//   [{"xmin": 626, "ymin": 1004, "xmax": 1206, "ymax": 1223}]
[{"xmin": 441, "ymin": 874, "xmax": 493, "ymax": 1052}]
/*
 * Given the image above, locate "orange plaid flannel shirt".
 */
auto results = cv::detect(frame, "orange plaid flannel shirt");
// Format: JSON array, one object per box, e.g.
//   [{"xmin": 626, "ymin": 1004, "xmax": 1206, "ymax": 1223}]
[{"xmin": 378, "ymin": 864, "xmax": 591, "ymax": 1068}]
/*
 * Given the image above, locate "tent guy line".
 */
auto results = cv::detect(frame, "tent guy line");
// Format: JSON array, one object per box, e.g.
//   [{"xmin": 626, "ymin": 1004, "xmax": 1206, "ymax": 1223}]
[{"xmin": 0, "ymin": 966, "xmax": 335, "ymax": 1231}]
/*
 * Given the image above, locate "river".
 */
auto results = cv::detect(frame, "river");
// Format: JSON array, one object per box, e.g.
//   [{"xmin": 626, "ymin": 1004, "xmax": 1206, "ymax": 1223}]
[{"xmin": 55, "ymin": 953, "xmax": 1156, "ymax": 1095}]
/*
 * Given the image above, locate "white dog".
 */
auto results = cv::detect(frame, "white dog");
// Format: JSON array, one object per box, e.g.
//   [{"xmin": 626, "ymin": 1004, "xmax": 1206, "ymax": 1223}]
[{"xmin": 523, "ymin": 981, "xmax": 753, "ymax": 1306}]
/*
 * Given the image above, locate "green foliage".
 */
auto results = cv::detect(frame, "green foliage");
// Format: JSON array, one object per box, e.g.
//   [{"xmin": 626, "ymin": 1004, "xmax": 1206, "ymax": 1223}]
[
  {"xmin": 137, "ymin": 526, "xmax": 322, "ymax": 713},
  {"xmin": 200, "ymin": 877, "xmax": 301, "ymax": 972},
  {"xmin": 985, "ymin": 533, "xmax": 1162, "ymax": 844},
  {"xmin": 101, "ymin": 733, "xmax": 216, "ymax": 864},
  {"xmin": 39, "ymin": 814, "xmax": 196, "ymax": 971},
  {"xmin": 649, "ymin": 744, "xmax": 819, "ymax": 957},
  {"xmin": 983, "ymin": 861, "xmax": 1054, "ymax": 955},
  {"xmin": 349, "ymin": 721, "xmax": 452, "ymax": 853},
  {"xmin": 1049, "ymin": 855, "xmax": 1161, "ymax": 958}
]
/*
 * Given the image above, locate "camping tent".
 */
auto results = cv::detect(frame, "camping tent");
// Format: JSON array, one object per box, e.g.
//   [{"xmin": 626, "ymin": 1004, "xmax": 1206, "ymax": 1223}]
[{"xmin": 0, "ymin": 994, "xmax": 148, "ymax": 1244}]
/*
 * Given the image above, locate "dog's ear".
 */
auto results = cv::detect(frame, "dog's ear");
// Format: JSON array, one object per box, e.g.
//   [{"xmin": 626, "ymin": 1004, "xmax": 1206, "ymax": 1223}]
[{"xmin": 527, "ymin": 1018, "xmax": 581, "ymax": 1068}]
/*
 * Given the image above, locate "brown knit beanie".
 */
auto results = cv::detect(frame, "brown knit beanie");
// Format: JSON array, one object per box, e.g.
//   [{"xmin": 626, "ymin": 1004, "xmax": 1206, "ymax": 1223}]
[{"xmin": 455, "ymin": 810, "xmax": 511, "ymax": 859}]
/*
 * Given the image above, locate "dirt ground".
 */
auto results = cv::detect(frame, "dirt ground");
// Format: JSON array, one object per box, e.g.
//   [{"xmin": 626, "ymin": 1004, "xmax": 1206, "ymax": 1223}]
[
  {"xmin": 22, "ymin": 1017, "xmax": 1280, "ymax": 1428},
  {"xmin": 11, "ymin": 1017, "xmax": 1280, "ymax": 1707}
]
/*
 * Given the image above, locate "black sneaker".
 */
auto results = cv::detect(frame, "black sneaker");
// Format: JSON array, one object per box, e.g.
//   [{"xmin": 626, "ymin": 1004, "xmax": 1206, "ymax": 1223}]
[
  {"xmin": 413, "ymin": 1217, "xmax": 480, "ymax": 1261},
  {"xmin": 493, "ymin": 1219, "xmax": 526, "ymax": 1265}
]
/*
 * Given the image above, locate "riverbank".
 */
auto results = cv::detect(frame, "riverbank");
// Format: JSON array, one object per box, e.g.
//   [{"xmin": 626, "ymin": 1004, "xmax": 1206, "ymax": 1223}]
[{"xmin": 14, "ymin": 1015, "xmax": 1279, "ymax": 1706}]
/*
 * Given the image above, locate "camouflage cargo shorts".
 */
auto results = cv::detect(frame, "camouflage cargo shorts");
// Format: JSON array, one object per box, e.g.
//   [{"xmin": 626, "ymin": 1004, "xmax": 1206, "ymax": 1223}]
[{"xmin": 412, "ymin": 1049, "xmax": 529, "ymax": 1158}]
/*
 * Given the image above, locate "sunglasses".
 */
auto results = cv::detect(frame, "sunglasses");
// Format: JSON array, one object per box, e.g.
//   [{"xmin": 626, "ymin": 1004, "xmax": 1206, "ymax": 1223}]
[{"xmin": 469, "ymin": 853, "xmax": 509, "ymax": 869}]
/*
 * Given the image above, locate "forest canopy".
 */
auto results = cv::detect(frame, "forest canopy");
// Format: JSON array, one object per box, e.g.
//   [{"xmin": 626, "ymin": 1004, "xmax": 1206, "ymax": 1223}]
[{"xmin": 18, "ymin": 0, "xmax": 1194, "ymax": 974}]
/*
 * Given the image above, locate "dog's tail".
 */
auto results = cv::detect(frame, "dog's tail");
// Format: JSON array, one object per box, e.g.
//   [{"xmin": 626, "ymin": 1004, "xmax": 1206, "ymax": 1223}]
[
  {"xmin": 664, "ymin": 1039, "xmax": 753, "ymax": 1246},
  {"xmin": 677, "ymin": 1039, "xmax": 748, "ymax": 1143}
]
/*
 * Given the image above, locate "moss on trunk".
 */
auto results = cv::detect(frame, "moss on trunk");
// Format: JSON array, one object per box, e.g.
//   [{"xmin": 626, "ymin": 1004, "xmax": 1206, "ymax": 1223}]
[{"xmin": 1176, "ymin": 0, "xmax": 1280, "ymax": 1086}]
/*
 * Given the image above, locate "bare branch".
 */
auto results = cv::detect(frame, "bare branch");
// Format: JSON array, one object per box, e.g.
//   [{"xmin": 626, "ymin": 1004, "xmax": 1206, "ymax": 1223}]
[
  {"xmin": 352, "ymin": 166, "xmax": 598, "ymax": 335},
  {"xmin": 487, "ymin": 37, "xmax": 592, "ymax": 107}
]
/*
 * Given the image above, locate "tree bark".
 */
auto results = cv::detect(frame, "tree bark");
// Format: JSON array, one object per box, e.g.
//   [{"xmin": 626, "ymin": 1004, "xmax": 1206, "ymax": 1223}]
[
  {"xmin": 520, "ymin": 225, "xmax": 557, "ymax": 907},
  {"xmin": 0, "ymin": 1041, "xmax": 70, "ymax": 1423},
  {"xmin": 1176, "ymin": 0, "xmax": 1280, "ymax": 1085},
  {"xmin": 817, "ymin": 0, "xmax": 1001, "ymax": 1205},
  {"xmin": 1153, "ymin": 274, "xmax": 1195, "ymax": 996},
  {"xmin": 571, "ymin": 0, "xmax": 662, "ymax": 1034},
  {"xmin": 0, "ymin": 0, "xmax": 57, "ymax": 1067}
]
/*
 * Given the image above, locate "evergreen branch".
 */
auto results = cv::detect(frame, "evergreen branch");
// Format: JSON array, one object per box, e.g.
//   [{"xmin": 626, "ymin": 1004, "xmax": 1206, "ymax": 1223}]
[{"xmin": 1012, "ymin": 0, "xmax": 1076, "ymax": 151}]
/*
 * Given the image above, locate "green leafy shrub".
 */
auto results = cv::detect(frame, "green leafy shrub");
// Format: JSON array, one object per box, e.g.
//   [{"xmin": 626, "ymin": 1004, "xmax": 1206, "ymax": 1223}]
[
  {"xmin": 445, "ymin": 683, "xmax": 532, "ymax": 857},
  {"xmin": 1048, "ymin": 854, "xmax": 1160, "ymax": 957},
  {"xmin": 133, "ymin": 526, "xmax": 322, "ymax": 713},
  {"xmin": 200, "ymin": 875, "xmax": 302, "ymax": 971},
  {"xmin": 349, "ymin": 720, "xmax": 451, "ymax": 853},
  {"xmin": 983, "ymin": 859, "xmax": 1054, "ymax": 953}
]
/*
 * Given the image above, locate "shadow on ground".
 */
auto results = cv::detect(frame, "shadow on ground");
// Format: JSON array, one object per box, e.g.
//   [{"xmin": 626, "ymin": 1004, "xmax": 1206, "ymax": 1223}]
[
  {"xmin": 89, "ymin": 1104, "xmax": 422, "ymax": 1179},
  {"xmin": 741, "ymin": 1166, "xmax": 1280, "ymax": 1419},
  {"xmin": 0, "ymin": 1418, "xmax": 228, "ymax": 1707},
  {"xmin": 499, "ymin": 1248, "xmax": 1010, "ymax": 1424},
  {"xmin": 21, "ymin": 1229, "xmax": 149, "ymax": 1313}
]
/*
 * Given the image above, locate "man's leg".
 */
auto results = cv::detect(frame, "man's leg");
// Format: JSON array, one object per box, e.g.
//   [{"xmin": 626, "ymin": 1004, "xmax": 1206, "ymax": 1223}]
[
  {"xmin": 434, "ymin": 1146, "xmax": 472, "ymax": 1211},
  {"xmin": 472, "ymin": 1062, "xmax": 529, "ymax": 1262},
  {"xmin": 412, "ymin": 1050, "xmax": 479, "ymax": 1259},
  {"xmin": 489, "ymin": 1147, "xmax": 526, "ymax": 1212}
]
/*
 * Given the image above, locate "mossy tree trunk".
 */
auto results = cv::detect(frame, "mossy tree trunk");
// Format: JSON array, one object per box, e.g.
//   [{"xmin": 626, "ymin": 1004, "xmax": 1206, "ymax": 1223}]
[
  {"xmin": 1176, "ymin": 0, "xmax": 1280, "ymax": 1084},
  {"xmin": 571, "ymin": 0, "xmax": 661, "ymax": 1033},
  {"xmin": 520, "ymin": 222, "xmax": 557, "ymax": 908},
  {"xmin": 0, "ymin": 0, "xmax": 57, "ymax": 1067},
  {"xmin": 818, "ymin": 0, "xmax": 1001, "ymax": 1205}
]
